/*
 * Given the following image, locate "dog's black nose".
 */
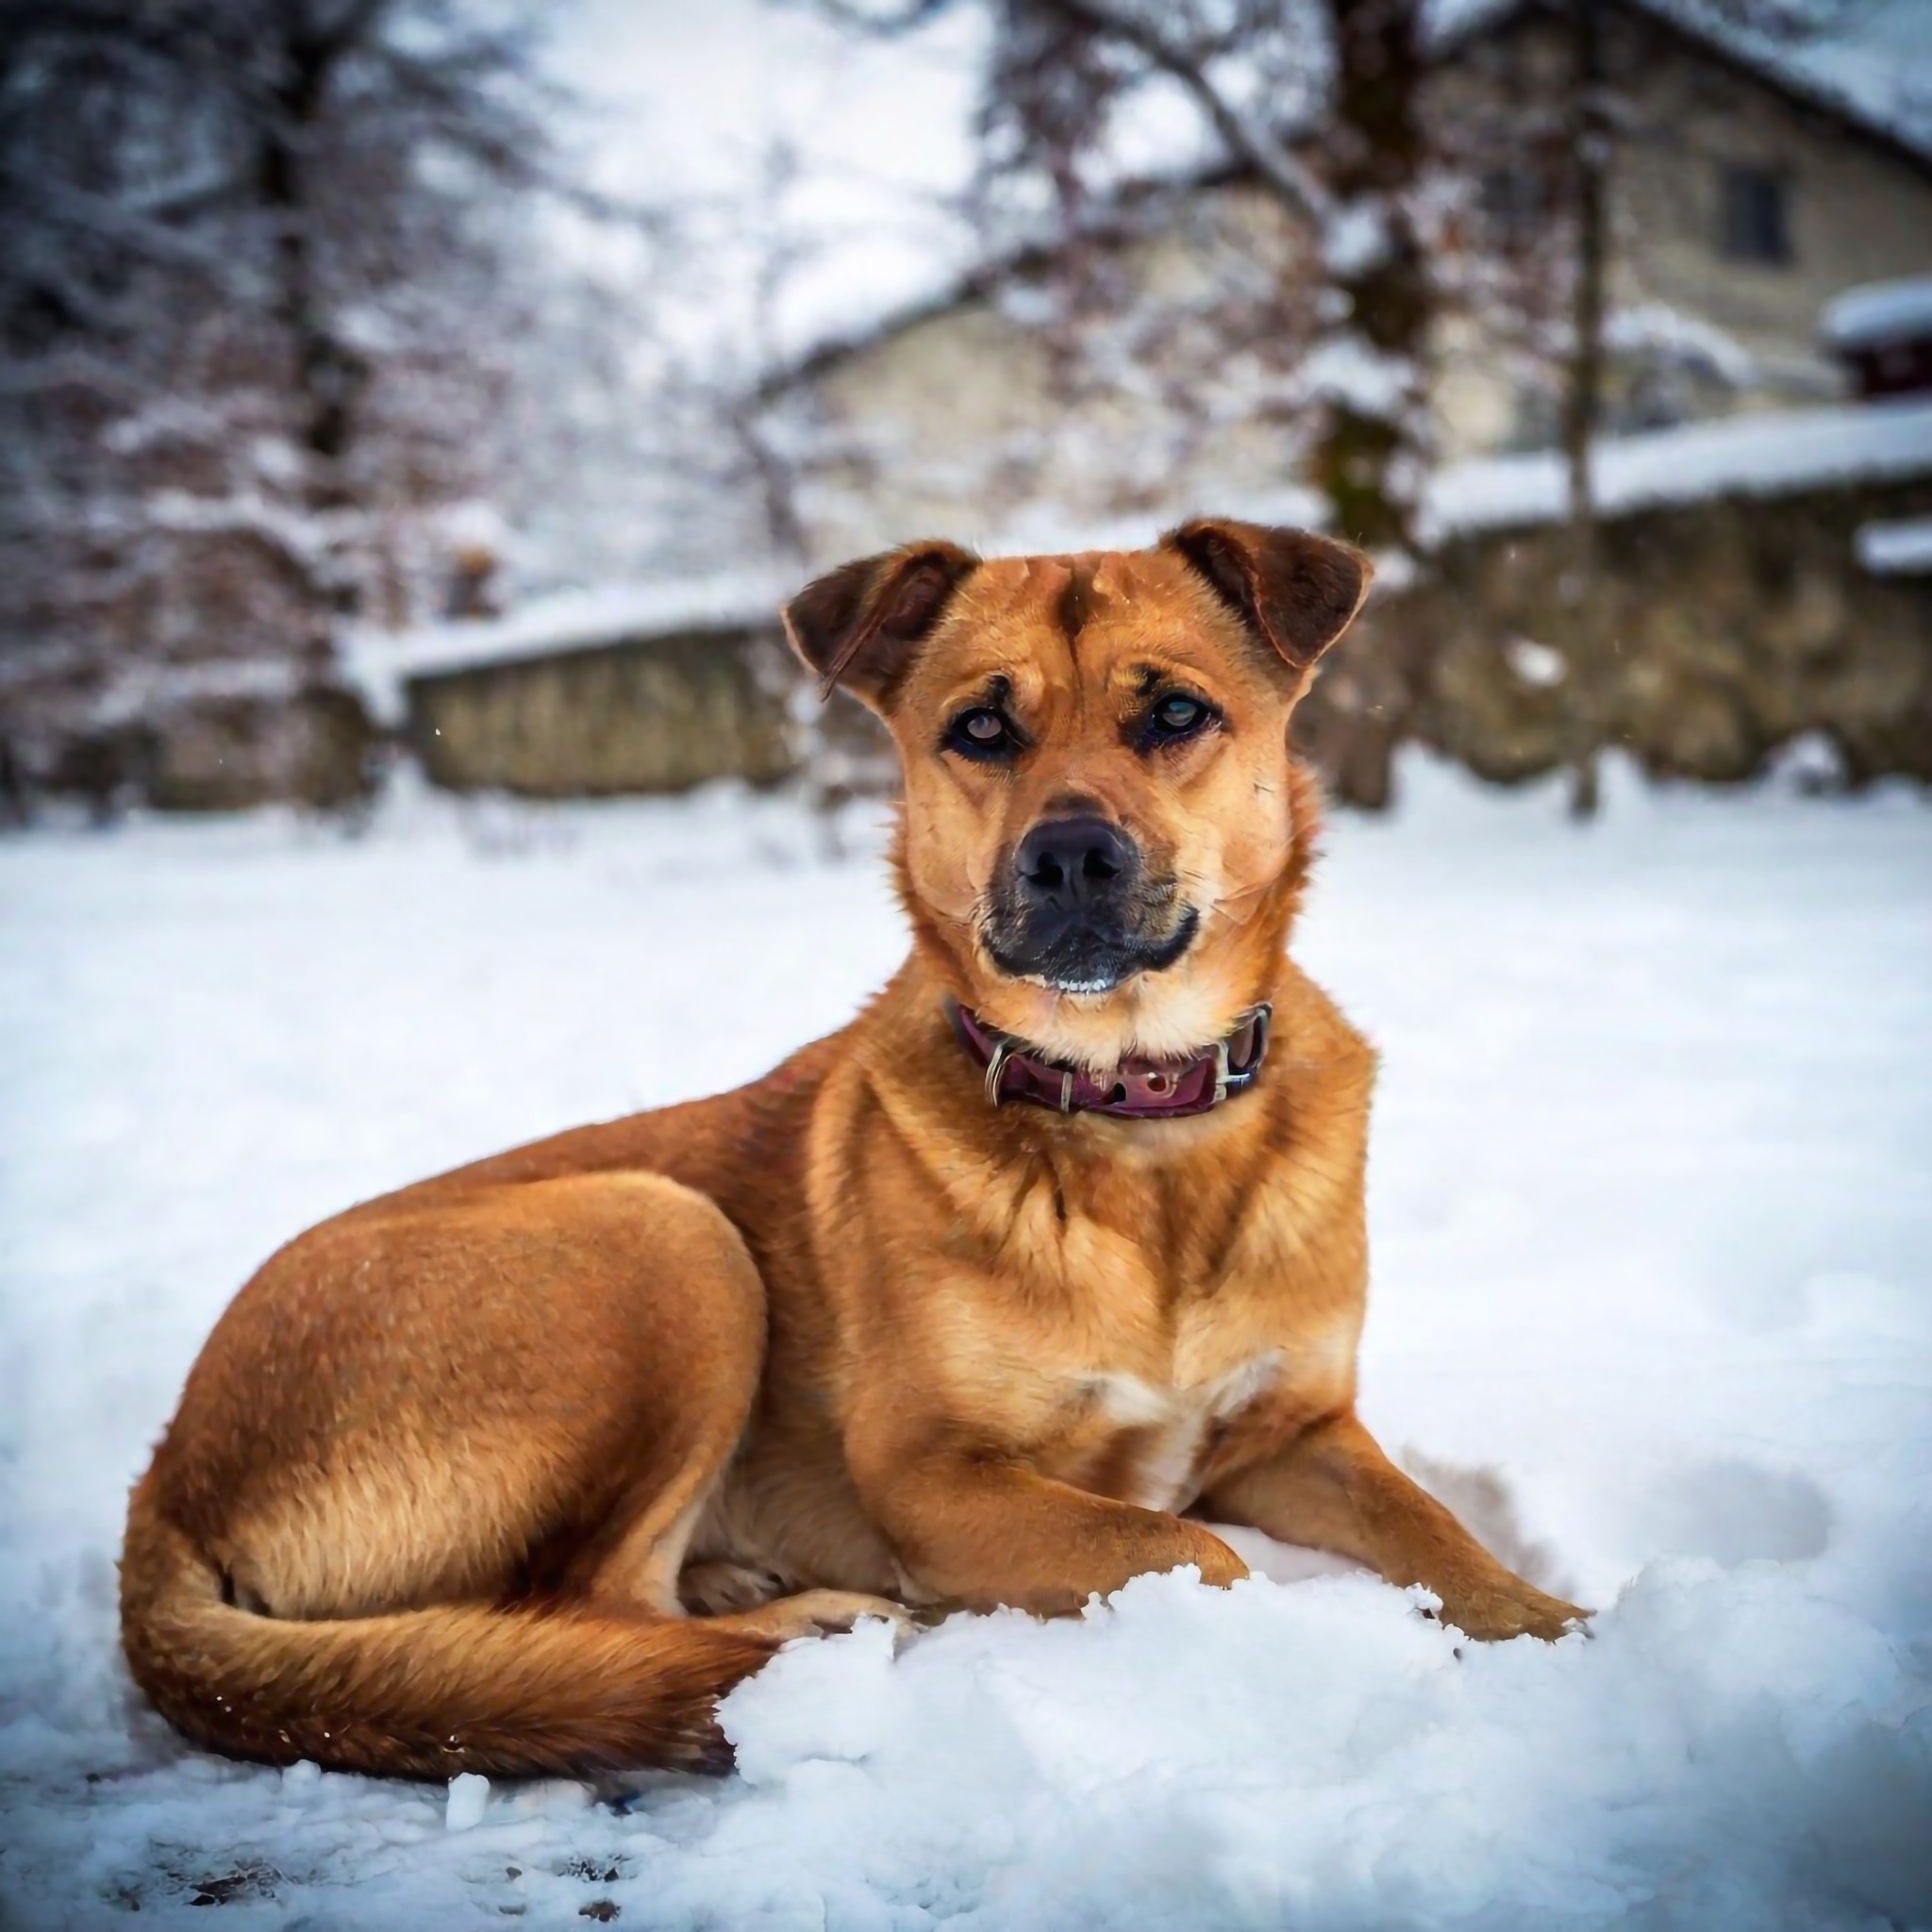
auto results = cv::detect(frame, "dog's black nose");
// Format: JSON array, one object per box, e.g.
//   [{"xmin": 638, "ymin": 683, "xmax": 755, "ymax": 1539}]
[{"xmin": 1015, "ymin": 816, "xmax": 1138, "ymax": 909}]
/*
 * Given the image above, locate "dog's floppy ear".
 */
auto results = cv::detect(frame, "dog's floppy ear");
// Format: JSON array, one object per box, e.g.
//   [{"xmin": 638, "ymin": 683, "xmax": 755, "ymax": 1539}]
[
  {"xmin": 1164, "ymin": 519, "xmax": 1372, "ymax": 673},
  {"xmin": 784, "ymin": 541, "xmax": 979, "ymax": 709}
]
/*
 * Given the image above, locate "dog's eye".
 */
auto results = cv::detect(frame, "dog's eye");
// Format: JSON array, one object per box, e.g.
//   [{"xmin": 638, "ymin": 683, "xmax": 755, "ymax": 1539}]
[
  {"xmin": 945, "ymin": 707, "xmax": 1019, "ymax": 760},
  {"xmin": 1142, "ymin": 692, "xmax": 1216, "ymax": 745}
]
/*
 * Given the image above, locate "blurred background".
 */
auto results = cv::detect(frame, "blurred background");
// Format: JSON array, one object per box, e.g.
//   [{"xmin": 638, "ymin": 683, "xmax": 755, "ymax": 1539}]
[
  {"xmin": 5, "ymin": 11, "xmax": 1932, "ymax": 1915},
  {"xmin": 1, "ymin": 0, "xmax": 1927, "ymax": 824}
]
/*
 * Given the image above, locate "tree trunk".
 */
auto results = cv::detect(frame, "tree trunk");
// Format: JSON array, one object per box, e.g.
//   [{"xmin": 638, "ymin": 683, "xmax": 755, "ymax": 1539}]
[
  {"xmin": 1312, "ymin": 0, "xmax": 1427, "ymax": 557},
  {"xmin": 1560, "ymin": 0, "xmax": 1608, "ymax": 819},
  {"xmin": 258, "ymin": 9, "xmax": 372, "ymax": 663},
  {"xmin": 1306, "ymin": 0, "xmax": 1430, "ymax": 811}
]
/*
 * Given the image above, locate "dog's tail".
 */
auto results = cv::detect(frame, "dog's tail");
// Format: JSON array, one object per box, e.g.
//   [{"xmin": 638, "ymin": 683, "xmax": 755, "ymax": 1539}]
[{"xmin": 119, "ymin": 1507, "xmax": 778, "ymax": 1779}]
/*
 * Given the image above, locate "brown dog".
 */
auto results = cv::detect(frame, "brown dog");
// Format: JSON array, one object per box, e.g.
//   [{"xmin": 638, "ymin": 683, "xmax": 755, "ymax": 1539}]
[{"xmin": 121, "ymin": 520, "xmax": 1585, "ymax": 1779}]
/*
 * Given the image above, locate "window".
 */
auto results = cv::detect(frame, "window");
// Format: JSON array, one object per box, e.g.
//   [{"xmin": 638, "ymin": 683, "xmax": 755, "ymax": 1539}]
[
  {"xmin": 1506, "ymin": 383, "xmax": 1561, "ymax": 454},
  {"xmin": 1480, "ymin": 166, "xmax": 1545, "ymax": 249},
  {"xmin": 1718, "ymin": 165, "xmax": 1790, "ymax": 264}
]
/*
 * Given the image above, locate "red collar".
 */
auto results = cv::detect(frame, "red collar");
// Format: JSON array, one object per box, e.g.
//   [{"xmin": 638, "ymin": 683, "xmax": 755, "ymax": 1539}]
[{"xmin": 948, "ymin": 1000, "xmax": 1272, "ymax": 1121}]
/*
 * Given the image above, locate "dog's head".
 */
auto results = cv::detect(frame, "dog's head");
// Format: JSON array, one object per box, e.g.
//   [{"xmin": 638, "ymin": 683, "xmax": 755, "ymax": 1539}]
[{"xmin": 785, "ymin": 520, "xmax": 1371, "ymax": 1068}]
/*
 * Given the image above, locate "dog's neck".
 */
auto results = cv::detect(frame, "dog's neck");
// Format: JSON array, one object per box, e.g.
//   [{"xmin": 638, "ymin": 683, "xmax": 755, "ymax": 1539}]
[{"xmin": 948, "ymin": 998, "xmax": 1272, "ymax": 1120}]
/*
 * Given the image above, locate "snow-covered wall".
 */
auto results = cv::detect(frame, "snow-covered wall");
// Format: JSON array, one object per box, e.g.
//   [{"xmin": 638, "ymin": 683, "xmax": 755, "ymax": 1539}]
[
  {"xmin": 1309, "ymin": 462, "xmax": 1932, "ymax": 798},
  {"xmin": 1424, "ymin": 398, "xmax": 1932, "ymax": 540}
]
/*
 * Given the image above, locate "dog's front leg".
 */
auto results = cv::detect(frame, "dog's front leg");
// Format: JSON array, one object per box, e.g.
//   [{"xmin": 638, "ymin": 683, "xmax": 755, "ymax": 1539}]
[
  {"xmin": 1205, "ymin": 1411, "xmax": 1588, "ymax": 1641},
  {"xmin": 858, "ymin": 1446, "xmax": 1248, "ymax": 1616}
]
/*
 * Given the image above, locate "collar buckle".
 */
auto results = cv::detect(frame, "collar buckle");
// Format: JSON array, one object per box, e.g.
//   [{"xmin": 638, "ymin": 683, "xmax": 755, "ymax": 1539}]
[
  {"xmin": 1215, "ymin": 1004, "xmax": 1272, "ymax": 1105},
  {"xmin": 984, "ymin": 1036, "xmax": 1013, "ymax": 1107}
]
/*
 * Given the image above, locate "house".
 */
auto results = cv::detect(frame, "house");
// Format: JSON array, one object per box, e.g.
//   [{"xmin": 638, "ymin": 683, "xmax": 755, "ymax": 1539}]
[
  {"xmin": 1432, "ymin": 0, "xmax": 1932, "ymax": 449},
  {"xmin": 770, "ymin": 0, "xmax": 1932, "ymax": 563}
]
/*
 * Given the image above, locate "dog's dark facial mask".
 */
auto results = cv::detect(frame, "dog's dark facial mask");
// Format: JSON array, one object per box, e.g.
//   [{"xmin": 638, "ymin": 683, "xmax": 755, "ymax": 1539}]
[
  {"xmin": 979, "ymin": 808, "xmax": 1199, "ymax": 994},
  {"xmin": 785, "ymin": 521, "xmax": 1371, "ymax": 1068}
]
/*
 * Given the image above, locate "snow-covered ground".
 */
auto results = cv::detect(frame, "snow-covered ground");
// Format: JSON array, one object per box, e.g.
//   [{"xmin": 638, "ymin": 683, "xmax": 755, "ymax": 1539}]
[{"xmin": 2, "ymin": 758, "xmax": 1930, "ymax": 1930}]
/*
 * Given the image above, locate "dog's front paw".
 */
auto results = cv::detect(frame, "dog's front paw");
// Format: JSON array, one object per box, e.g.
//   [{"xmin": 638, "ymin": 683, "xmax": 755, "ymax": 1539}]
[
  {"xmin": 1436, "ymin": 1577, "xmax": 1589, "ymax": 1642},
  {"xmin": 734, "ymin": 1589, "xmax": 914, "ymax": 1644}
]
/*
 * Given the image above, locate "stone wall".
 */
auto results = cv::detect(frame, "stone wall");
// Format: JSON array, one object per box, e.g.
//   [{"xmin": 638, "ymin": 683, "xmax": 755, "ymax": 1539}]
[
  {"xmin": 8, "ymin": 682, "xmax": 375, "ymax": 818},
  {"xmin": 405, "ymin": 626, "xmax": 794, "ymax": 798},
  {"xmin": 1297, "ymin": 475, "xmax": 1932, "ymax": 800}
]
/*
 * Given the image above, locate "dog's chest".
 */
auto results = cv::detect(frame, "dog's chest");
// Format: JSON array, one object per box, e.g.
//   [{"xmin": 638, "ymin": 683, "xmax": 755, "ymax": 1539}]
[
  {"xmin": 951, "ymin": 1144, "xmax": 1361, "ymax": 1512},
  {"xmin": 1052, "ymin": 1351, "xmax": 1283, "ymax": 1513}
]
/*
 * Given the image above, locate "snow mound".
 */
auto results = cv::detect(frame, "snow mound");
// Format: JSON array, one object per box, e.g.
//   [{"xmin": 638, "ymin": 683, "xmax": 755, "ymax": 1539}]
[
  {"xmin": 707, "ymin": 1562, "xmax": 1932, "ymax": 1931},
  {"xmin": 1858, "ymin": 514, "xmax": 1932, "ymax": 575}
]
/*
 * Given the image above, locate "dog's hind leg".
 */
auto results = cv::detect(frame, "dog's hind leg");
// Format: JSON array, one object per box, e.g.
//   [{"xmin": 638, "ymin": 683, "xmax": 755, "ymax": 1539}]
[
  {"xmin": 124, "ymin": 1171, "xmax": 791, "ymax": 1775},
  {"xmin": 157, "ymin": 1171, "xmax": 770, "ymax": 1626}
]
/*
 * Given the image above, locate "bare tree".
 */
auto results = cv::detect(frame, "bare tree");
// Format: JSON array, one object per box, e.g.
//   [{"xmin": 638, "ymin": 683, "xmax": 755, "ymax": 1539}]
[
  {"xmin": 806, "ymin": 0, "xmax": 1432, "ymax": 559},
  {"xmin": 0, "ymin": 0, "xmax": 601, "ymax": 807},
  {"xmin": 785, "ymin": 0, "xmax": 1444, "ymax": 809},
  {"xmin": 1558, "ymin": 0, "xmax": 1611, "ymax": 819}
]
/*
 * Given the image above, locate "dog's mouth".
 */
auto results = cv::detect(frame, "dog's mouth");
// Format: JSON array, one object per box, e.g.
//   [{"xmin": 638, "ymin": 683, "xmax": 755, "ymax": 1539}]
[{"xmin": 981, "ymin": 902, "xmax": 1200, "ymax": 995}]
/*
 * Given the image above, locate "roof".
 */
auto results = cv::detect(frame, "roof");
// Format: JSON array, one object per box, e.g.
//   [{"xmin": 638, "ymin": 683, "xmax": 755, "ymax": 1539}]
[
  {"xmin": 1437, "ymin": 0, "xmax": 1932, "ymax": 177},
  {"xmin": 767, "ymin": 167, "xmax": 1244, "ymax": 396}
]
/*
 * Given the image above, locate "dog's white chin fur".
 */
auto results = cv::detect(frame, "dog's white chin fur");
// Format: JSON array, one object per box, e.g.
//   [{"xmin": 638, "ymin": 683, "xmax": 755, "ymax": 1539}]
[{"xmin": 973, "ymin": 931, "xmax": 1260, "ymax": 1075}]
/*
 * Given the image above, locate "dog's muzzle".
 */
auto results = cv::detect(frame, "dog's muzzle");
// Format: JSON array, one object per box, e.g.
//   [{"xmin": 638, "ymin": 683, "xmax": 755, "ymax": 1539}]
[{"xmin": 983, "ymin": 815, "xmax": 1198, "ymax": 993}]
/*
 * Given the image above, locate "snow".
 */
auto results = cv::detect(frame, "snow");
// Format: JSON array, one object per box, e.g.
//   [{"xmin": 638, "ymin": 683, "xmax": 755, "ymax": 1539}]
[
  {"xmin": 1321, "ymin": 201, "xmax": 1395, "ymax": 278},
  {"xmin": 3, "ymin": 757, "xmax": 1931, "ymax": 1929},
  {"xmin": 1626, "ymin": 0, "xmax": 1932, "ymax": 162},
  {"xmin": 1604, "ymin": 303, "xmax": 1757, "ymax": 388},
  {"xmin": 964, "ymin": 400, "xmax": 1932, "ymax": 559},
  {"xmin": 444, "ymin": 1773, "xmax": 491, "ymax": 1834},
  {"xmin": 1424, "ymin": 396, "xmax": 1932, "ymax": 539},
  {"xmin": 543, "ymin": 0, "xmax": 987, "ymax": 369},
  {"xmin": 1504, "ymin": 635, "xmax": 1568, "ymax": 687},
  {"xmin": 1823, "ymin": 276, "xmax": 1932, "ymax": 353},
  {"xmin": 1295, "ymin": 334, "xmax": 1420, "ymax": 420},
  {"xmin": 340, "ymin": 571, "xmax": 791, "ymax": 725},
  {"xmin": 1857, "ymin": 514, "xmax": 1932, "ymax": 575},
  {"xmin": 88, "ymin": 658, "xmax": 309, "ymax": 730}
]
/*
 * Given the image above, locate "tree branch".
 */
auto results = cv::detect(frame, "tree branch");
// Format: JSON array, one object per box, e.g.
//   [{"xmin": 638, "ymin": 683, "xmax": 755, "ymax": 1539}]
[{"xmin": 1047, "ymin": 0, "xmax": 1337, "ymax": 227}]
